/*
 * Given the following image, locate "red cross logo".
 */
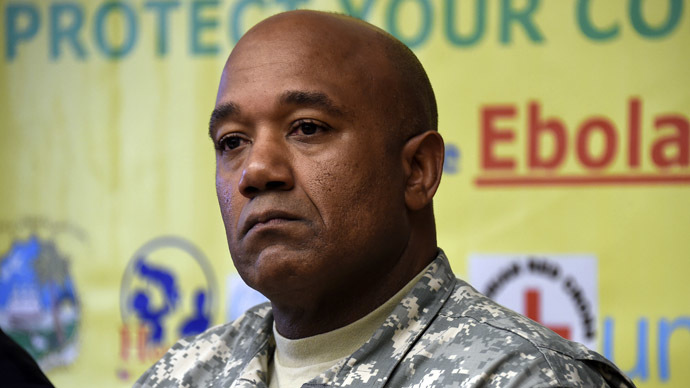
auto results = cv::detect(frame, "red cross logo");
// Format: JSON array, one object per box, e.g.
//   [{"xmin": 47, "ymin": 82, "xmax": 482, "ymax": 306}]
[{"xmin": 524, "ymin": 288, "xmax": 572, "ymax": 339}]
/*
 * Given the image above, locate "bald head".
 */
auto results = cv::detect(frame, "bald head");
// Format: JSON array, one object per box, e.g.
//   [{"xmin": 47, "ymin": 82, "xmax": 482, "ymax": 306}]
[{"xmin": 222, "ymin": 10, "xmax": 437, "ymax": 142}]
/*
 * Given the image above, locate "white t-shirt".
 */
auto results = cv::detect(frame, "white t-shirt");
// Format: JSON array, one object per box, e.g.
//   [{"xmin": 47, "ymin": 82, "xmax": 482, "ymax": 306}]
[{"xmin": 268, "ymin": 266, "xmax": 429, "ymax": 388}]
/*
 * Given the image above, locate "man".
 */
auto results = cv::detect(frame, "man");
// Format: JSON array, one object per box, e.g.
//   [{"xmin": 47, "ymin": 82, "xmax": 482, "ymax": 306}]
[{"xmin": 136, "ymin": 10, "xmax": 634, "ymax": 388}]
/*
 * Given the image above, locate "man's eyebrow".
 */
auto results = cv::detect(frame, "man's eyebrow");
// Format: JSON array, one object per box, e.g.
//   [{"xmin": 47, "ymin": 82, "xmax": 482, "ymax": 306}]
[
  {"xmin": 209, "ymin": 102, "xmax": 240, "ymax": 139},
  {"xmin": 208, "ymin": 92, "xmax": 345, "ymax": 138},
  {"xmin": 280, "ymin": 90, "xmax": 346, "ymax": 117}
]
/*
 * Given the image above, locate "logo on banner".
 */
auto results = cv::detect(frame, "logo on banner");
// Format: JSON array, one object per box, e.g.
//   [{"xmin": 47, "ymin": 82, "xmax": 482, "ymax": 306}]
[
  {"xmin": 119, "ymin": 236, "xmax": 217, "ymax": 367},
  {"xmin": 0, "ymin": 218, "xmax": 85, "ymax": 371},
  {"xmin": 469, "ymin": 254, "xmax": 598, "ymax": 349}
]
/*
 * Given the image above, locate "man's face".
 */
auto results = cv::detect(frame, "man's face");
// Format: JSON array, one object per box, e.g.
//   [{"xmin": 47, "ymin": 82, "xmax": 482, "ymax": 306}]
[{"xmin": 210, "ymin": 20, "xmax": 411, "ymax": 301}]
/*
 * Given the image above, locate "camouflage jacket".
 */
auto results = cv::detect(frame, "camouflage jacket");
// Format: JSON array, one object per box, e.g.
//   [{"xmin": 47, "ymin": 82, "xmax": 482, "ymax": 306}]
[{"xmin": 135, "ymin": 251, "xmax": 635, "ymax": 387}]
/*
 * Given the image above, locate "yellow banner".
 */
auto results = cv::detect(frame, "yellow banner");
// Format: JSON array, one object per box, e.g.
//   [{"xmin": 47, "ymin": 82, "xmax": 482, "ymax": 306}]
[{"xmin": 1, "ymin": 1, "xmax": 687, "ymax": 387}]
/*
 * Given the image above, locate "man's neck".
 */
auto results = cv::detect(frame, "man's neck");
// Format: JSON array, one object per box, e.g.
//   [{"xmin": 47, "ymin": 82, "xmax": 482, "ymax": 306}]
[{"xmin": 270, "ymin": 243, "xmax": 437, "ymax": 339}]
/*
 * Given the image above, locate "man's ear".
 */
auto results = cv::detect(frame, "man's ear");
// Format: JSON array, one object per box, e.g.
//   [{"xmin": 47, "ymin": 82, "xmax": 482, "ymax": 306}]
[{"xmin": 402, "ymin": 130, "xmax": 444, "ymax": 211}]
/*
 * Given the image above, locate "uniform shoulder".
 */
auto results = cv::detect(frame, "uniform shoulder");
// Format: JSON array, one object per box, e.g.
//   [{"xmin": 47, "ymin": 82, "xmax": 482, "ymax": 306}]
[
  {"xmin": 433, "ymin": 279, "xmax": 635, "ymax": 387},
  {"xmin": 188, "ymin": 301, "xmax": 273, "ymax": 349},
  {"xmin": 134, "ymin": 302, "xmax": 273, "ymax": 388}
]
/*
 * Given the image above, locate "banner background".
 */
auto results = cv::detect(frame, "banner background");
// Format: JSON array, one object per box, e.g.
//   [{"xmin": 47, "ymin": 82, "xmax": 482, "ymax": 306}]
[{"xmin": 1, "ymin": 1, "xmax": 688, "ymax": 386}]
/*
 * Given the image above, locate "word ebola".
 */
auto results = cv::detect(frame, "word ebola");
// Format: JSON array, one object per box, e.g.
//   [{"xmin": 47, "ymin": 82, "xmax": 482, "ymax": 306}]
[{"xmin": 477, "ymin": 98, "xmax": 690, "ymax": 186}]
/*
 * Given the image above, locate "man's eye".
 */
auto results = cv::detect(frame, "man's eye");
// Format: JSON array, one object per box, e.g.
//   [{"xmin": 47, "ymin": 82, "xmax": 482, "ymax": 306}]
[
  {"xmin": 217, "ymin": 135, "xmax": 246, "ymax": 151},
  {"xmin": 290, "ymin": 120, "xmax": 329, "ymax": 136}
]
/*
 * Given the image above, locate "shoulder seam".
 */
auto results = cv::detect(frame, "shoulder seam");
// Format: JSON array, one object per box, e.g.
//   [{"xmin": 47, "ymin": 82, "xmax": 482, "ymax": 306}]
[
  {"xmin": 445, "ymin": 314, "xmax": 568, "ymax": 386},
  {"xmin": 439, "ymin": 312, "xmax": 586, "ymax": 359}
]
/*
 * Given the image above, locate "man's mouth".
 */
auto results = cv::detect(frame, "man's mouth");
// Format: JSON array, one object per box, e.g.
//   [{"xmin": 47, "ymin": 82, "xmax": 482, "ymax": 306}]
[{"xmin": 242, "ymin": 210, "xmax": 300, "ymax": 236}]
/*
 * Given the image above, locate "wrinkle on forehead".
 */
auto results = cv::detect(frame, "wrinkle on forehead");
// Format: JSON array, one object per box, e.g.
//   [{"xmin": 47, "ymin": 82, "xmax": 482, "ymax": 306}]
[
  {"xmin": 228, "ymin": 11, "xmax": 391, "ymax": 75},
  {"xmin": 222, "ymin": 16, "xmax": 393, "ymax": 99}
]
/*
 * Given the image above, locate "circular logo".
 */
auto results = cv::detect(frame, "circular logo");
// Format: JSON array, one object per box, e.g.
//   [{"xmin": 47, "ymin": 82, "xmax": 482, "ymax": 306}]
[
  {"xmin": 470, "ymin": 254, "xmax": 598, "ymax": 349},
  {"xmin": 120, "ymin": 236, "xmax": 217, "ymax": 346}
]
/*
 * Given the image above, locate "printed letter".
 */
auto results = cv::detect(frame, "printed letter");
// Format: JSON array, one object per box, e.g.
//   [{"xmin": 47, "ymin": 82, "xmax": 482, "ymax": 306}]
[
  {"xmin": 94, "ymin": 2, "xmax": 138, "ymax": 59},
  {"xmin": 528, "ymin": 101, "xmax": 567, "ymax": 169},
  {"xmin": 145, "ymin": 1, "xmax": 180, "ymax": 57},
  {"xmin": 576, "ymin": 117, "xmax": 618, "ymax": 169},
  {"xmin": 658, "ymin": 317, "xmax": 690, "ymax": 381},
  {"xmin": 386, "ymin": 0, "xmax": 433, "ymax": 48},
  {"xmin": 5, "ymin": 4, "xmax": 40, "ymax": 60},
  {"xmin": 481, "ymin": 105, "xmax": 516, "ymax": 170},
  {"xmin": 651, "ymin": 115, "xmax": 690, "ymax": 167},
  {"xmin": 500, "ymin": 0, "xmax": 544, "ymax": 44},
  {"xmin": 190, "ymin": 0, "xmax": 220, "ymax": 55},
  {"xmin": 630, "ymin": 0, "xmax": 683, "ymax": 39},
  {"xmin": 576, "ymin": 0, "xmax": 619, "ymax": 41},
  {"xmin": 603, "ymin": 318, "xmax": 650, "ymax": 381},
  {"xmin": 445, "ymin": 0, "xmax": 486, "ymax": 47},
  {"xmin": 50, "ymin": 3, "xmax": 87, "ymax": 60},
  {"xmin": 628, "ymin": 98, "xmax": 642, "ymax": 167}
]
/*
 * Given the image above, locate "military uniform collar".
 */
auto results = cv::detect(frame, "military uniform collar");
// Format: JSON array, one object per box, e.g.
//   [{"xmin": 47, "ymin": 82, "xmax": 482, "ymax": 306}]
[
  {"xmin": 318, "ymin": 250, "xmax": 456, "ymax": 387},
  {"xmin": 231, "ymin": 250, "xmax": 456, "ymax": 387}
]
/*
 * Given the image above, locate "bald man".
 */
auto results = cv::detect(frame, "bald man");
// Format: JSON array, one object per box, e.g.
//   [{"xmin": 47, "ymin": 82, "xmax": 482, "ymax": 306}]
[{"xmin": 135, "ymin": 11, "xmax": 634, "ymax": 388}]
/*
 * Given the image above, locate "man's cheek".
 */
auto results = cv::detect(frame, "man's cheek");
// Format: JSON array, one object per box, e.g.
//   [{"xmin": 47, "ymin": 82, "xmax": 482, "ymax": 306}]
[
  {"xmin": 215, "ymin": 181, "xmax": 240, "ymax": 237},
  {"xmin": 216, "ymin": 175, "xmax": 237, "ymax": 208}
]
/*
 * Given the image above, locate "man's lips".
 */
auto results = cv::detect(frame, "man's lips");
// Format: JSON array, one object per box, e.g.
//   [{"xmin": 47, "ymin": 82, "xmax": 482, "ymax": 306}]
[{"xmin": 241, "ymin": 210, "xmax": 301, "ymax": 236}]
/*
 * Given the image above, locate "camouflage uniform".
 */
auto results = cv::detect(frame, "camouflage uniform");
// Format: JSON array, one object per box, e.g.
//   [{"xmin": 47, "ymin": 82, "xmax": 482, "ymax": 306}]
[{"xmin": 135, "ymin": 251, "xmax": 635, "ymax": 387}]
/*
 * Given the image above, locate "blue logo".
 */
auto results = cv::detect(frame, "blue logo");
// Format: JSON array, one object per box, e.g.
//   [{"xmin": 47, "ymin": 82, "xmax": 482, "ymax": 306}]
[
  {"xmin": 0, "ymin": 235, "xmax": 80, "ymax": 369},
  {"xmin": 120, "ymin": 236, "xmax": 217, "ymax": 349}
]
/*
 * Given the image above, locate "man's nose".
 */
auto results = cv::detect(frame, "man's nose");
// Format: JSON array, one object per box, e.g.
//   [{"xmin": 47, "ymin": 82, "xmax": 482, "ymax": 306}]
[{"xmin": 238, "ymin": 136, "xmax": 294, "ymax": 197}]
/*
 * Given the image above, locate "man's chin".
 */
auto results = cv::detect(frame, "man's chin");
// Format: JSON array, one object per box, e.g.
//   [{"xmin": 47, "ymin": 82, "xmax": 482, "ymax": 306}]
[{"xmin": 236, "ymin": 246, "xmax": 323, "ymax": 297}]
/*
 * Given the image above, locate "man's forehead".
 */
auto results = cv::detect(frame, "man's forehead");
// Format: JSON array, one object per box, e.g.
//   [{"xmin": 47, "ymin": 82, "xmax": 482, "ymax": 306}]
[
  {"xmin": 227, "ymin": 11, "xmax": 389, "ymax": 70},
  {"xmin": 216, "ymin": 54, "xmax": 354, "ymax": 108},
  {"xmin": 217, "ymin": 18, "xmax": 391, "ymax": 106},
  {"xmin": 223, "ymin": 41, "xmax": 328, "ymax": 81}
]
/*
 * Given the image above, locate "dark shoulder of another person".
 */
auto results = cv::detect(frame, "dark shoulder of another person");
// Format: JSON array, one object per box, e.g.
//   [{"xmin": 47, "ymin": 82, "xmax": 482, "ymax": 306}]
[{"xmin": 0, "ymin": 328, "xmax": 54, "ymax": 388}]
